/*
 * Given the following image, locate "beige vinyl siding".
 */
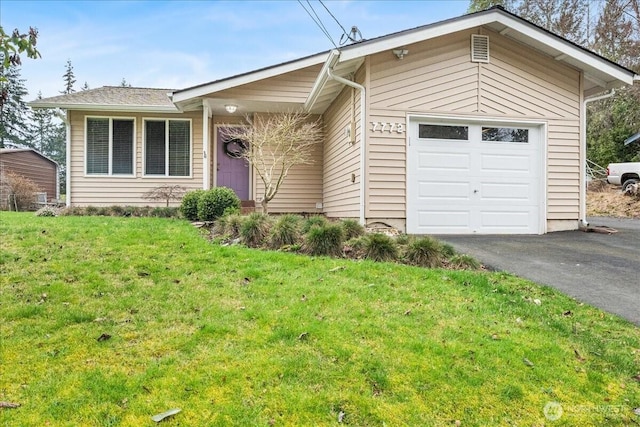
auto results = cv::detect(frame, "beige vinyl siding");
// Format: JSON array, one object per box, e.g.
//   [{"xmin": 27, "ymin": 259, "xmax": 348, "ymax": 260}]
[
  {"xmin": 68, "ymin": 110, "xmax": 203, "ymax": 206},
  {"xmin": 322, "ymin": 84, "xmax": 361, "ymax": 218},
  {"xmin": 365, "ymin": 26, "xmax": 581, "ymax": 223},
  {"xmin": 214, "ymin": 65, "xmax": 323, "ymax": 104},
  {"xmin": 250, "ymin": 113, "xmax": 323, "ymax": 214}
]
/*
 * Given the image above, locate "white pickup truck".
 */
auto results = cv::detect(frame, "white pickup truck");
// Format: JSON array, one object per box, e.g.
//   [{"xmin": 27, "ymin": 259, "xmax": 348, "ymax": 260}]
[{"xmin": 606, "ymin": 162, "xmax": 640, "ymax": 191}]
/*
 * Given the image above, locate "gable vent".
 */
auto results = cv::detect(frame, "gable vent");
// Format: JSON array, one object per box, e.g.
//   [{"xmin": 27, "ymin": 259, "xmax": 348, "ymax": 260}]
[{"xmin": 471, "ymin": 34, "xmax": 490, "ymax": 63}]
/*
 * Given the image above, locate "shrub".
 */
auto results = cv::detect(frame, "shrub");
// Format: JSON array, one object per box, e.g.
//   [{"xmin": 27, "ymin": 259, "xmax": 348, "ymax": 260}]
[
  {"xmin": 1, "ymin": 171, "xmax": 40, "ymax": 211},
  {"xmin": 110, "ymin": 205, "xmax": 125, "ymax": 216},
  {"xmin": 180, "ymin": 190, "xmax": 205, "ymax": 221},
  {"xmin": 341, "ymin": 218, "xmax": 365, "ymax": 240},
  {"xmin": 302, "ymin": 215, "xmax": 329, "ymax": 233},
  {"xmin": 344, "ymin": 236, "xmax": 367, "ymax": 259},
  {"xmin": 216, "ymin": 213, "xmax": 244, "ymax": 239},
  {"xmin": 240, "ymin": 212, "xmax": 272, "ymax": 248},
  {"xmin": 151, "ymin": 207, "xmax": 179, "ymax": 218},
  {"xmin": 395, "ymin": 234, "xmax": 410, "ymax": 245},
  {"xmin": 84, "ymin": 206, "xmax": 99, "ymax": 216},
  {"xmin": 305, "ymin": 223, "xmax": 344, "ymax": 257},
  {"xmin": 448, "ymin": 254, "xmax": 482, "ymax": 270},
  {"xmin": 197, "ymin": 187, "xmax": 241, "ymax": 222},
  {"xmin": 362, "ymin": 233, "xmax": 398, "ymax": 262},
  {"xmin": 35, "ymin": 206, "xmax": 60, "ymax": 217},
  {"xmin": 404, "ymin": 236, "xmax": 443, "ymax": 268},
  {"xmin": 96, "ymin": 206, "xmax": 111, "ymax": 216},
  {"xmin": 269, "ymin": 214, "xmax": 302, "ymax": 249}
]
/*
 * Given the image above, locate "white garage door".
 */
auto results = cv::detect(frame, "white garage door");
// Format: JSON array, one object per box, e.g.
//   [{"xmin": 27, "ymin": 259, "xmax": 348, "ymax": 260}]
[{"xmin": 407, "ymin": 121, "xmax": 544, "ymax": 235}]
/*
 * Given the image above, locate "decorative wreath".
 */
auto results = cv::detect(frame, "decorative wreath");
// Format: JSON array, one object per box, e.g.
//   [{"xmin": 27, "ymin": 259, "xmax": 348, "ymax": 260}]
[{"xmin": 224, "ymin": 138, "xmax": 248, "ymax": 159}]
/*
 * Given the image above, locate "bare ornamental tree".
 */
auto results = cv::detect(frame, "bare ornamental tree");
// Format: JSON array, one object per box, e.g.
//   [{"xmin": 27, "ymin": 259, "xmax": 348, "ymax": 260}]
[{"xmin": 221, "ymin": 112, "xmax": 323, "ymax": 214}]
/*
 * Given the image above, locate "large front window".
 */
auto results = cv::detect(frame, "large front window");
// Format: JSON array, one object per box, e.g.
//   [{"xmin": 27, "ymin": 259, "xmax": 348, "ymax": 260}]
[
  {"xmin": 144, "ymin": 119, "xmax": 191, "ymax": 176},
  {"xmin": 86, "ymin": 117, "xmax": 135, "ymax": 175}
]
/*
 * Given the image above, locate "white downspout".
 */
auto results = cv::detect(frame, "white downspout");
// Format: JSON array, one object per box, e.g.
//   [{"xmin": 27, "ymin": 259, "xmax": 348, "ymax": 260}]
[
  {"xmin": 63, "ymin": 110, "xmax": 71, "ymax": 207},
  {"xmin": 581, "ymin": 88, "xmax": 615, "ymax": 227},
  {"xmin": 326, "ymin": 68, "xmax": 367, "ymax": 226},
  {"xmin": 202, "ymin": 103, "xmax": 210, "ymax": 189}
]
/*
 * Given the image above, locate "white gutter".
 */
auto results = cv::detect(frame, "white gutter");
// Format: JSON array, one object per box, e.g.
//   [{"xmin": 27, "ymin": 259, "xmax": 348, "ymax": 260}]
[
  {"xmin": 326, "ymin": 58, "xmax": 367, "ymax": 226},
  {"xmin": 581, "ymin": 88, "xmax": 615, "ymax": 227},
  {"xmin": 63, "ymin": 110, "xmax": 71, "ymax": 207}
]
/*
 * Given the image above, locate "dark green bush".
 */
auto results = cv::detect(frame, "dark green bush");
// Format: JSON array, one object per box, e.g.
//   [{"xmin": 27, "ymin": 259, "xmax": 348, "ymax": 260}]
[
  {"xmin": 404, "ymin": 236, "xmax": 443, "ymax": 268},
  {"xmin": 180, "ymin": 190, "xmax": 205, "ymax": 221},
  {"xmin": 269, "ymin": 214, "xmax": 302, "ymax": 249},
  {"xmin": 110, "ymin": 205, "xmax": 124, "ymax": 216},
  {"xmin": 305, "ymin": 223, "xmax": 344, "ymax": 257},
  {"xmin": 197, "ymin": 187, "xmax": 241, "ymax": 222},
  {"xmin": 84, "ymin": 206, "xmax": 99, "ymax": 216},
  {"xmin": 363, "ymin": 233, "xmax": 398, "ymax": 262},
  {"xmin": 240, "ymin": 212, "xmax": 272, "ymax": 248},
  {"xmin": 341, "ymin": 218, "xmax": 365, "ymax": 240}
]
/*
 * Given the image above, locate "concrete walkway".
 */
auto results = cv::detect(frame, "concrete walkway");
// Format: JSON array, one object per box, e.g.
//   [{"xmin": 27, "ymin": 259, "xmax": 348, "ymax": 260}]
[{"xmin": 437, "ymin": 217, "xmax": 640, "ymax": 326}]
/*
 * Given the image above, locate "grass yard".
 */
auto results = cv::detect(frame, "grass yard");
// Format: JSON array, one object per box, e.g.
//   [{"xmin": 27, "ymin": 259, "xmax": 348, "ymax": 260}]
[{"xmin": 1, "ymin": 212, "xmax": 639, "ymax": 426}]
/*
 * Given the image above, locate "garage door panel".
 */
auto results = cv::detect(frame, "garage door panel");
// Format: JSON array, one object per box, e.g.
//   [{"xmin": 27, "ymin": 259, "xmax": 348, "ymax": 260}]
[
  {"xmin": 417, "ymin": 151, "xmax": 470, "ymax": 171},
  {"xmin": 418, "ymin": 181, "xmax": 469, "ymax": 200},
  {"xmin": 480, "ymin": 153, "xmax": 534, "ymax": 174},
  {"xmin": 417, "ymin": 210, "xmax": 470, "ymax": 231},
  {"xmin": 479, "ymin": 182, "xmax": 533, "ymax": 202}
]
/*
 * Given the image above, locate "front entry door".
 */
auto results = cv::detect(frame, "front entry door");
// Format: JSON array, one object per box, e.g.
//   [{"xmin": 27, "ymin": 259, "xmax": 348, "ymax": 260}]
[{"xmin": 216, "ymin": 127, "xmax": 250, "ymax": 200}]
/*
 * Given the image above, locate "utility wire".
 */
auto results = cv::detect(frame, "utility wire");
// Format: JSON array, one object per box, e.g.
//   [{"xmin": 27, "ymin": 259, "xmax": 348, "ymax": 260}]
[
  {"xmin": 297, "ymin": 0, "xmax": 338, "ymax": 49},
  {"xmin": 318, "ymin": 0, "xmax": 351, "ymax": 42}
]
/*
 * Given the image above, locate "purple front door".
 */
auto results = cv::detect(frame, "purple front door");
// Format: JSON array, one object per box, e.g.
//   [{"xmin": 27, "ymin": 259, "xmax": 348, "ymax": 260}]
[{"xmin": 216, "ymin": 127, "xmax": 250, "ymax": 200}]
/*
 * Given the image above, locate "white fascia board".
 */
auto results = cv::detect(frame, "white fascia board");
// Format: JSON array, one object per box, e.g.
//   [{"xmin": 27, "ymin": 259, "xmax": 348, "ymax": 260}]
[
  {"xmin": 28, "ymin": 103, "xmax": 179, "ymax": 113},
  {"xmin": 338, "ymin": 11, "xmax": 634, "ymax": 86},
  {"xmin": 498, "ymin": 16, "xmax": 634, "ymax": 85},
  {"xmin": 304, "ymin": 50, "xmax": 341, "ymax": 112},
  {"xmin": 172, "ymin": 54, "xmax": 327, "ymax": 103}
]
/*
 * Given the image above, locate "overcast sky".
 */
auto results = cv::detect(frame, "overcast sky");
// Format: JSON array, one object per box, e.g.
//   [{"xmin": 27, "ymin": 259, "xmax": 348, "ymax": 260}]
[{"xmin": 3, "ymin": 0, "xmax": 470, "ymax": 101}]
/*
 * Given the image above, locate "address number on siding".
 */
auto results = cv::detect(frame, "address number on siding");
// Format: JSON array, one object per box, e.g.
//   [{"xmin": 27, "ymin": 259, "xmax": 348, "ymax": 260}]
[{"xmin": 371, "ymin": 122, "xmax": 405, "ymax": 133}]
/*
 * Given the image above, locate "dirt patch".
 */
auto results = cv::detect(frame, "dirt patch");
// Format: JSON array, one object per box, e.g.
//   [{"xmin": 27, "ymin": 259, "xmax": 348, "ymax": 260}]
[{"xmin": 587, "ymin": 181, "xmax": 640, "ymax": 218}]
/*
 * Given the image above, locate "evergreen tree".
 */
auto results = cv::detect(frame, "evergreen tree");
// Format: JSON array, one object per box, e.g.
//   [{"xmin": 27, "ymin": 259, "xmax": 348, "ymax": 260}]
[
  {"xmin": 120, "ymin": 77, "xmax": 131, "ymax": 87},
  {"xmin": 61, "ymin": 59, "xmax": 76, "ymax": 94},
  {"xmin": 0, "ymin": 61, "xmax": 31, "ymax": 148},
  {"xmin": 81, "ymin": 81, "xmax": 90, "ymax": 91}
]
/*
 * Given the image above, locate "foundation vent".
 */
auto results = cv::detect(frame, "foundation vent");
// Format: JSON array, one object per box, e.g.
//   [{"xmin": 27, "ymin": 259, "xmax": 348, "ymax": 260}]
[{"xmin": 471, "ymin": 34, "xmax": 490, "ymax": 63}]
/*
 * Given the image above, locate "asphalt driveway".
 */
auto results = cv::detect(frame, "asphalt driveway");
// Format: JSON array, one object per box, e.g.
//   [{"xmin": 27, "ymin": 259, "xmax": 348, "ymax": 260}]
[{"xmin": 437, "ymin": 217, "xmax": 640, "ymax": 326}]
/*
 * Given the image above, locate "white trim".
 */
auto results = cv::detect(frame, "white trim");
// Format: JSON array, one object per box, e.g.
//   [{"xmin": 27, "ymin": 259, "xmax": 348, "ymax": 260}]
[
  {"xmin": 202, "ymin": 104, "xmax": 210, "ymax": 189},
  {"xmin": 172, "ymin": 54, "xmax": 327, "ymax": 103},
  {"xmin": 142, "ymin": 118, "xmax": 193, "ymax": 178},
  {"xmin": 406, "ymin": 113, "xmax": 547, "ymax": 235},
  {"xmin": 84, "ymin": 116, "xmax": 137, "ymax": 177}
]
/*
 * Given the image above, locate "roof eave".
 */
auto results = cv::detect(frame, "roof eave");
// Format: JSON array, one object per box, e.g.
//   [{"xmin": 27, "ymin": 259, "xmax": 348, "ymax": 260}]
[
  {"xmin": 171, "ymin": 53, "xmax": 328, "ymax": 104},
  {"xmin": 28, "ymin": 102, "xmax": 179, "ymax": 113},
  {"xmin": 337, "ymin": 9, "xmax": 634, "ymax": 88}
]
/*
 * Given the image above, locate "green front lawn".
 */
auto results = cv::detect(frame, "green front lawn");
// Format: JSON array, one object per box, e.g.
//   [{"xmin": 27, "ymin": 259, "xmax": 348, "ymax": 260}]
[{"xmin": 1, "ymin": 212, "xmax": 638, "ymax": 426}]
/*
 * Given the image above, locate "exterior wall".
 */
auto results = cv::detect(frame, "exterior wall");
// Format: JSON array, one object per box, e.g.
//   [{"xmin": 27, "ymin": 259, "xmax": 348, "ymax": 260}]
[
  {"xmin": 0, "ymin": 150, "xmax": 58, "ymax": 207},
  {"xmin": 322, "ymin": 83, "xmax": 361, "ymax": 218},
  {"xmin": 67, "ymin": 110, "xmax": 203, "ymax": 206},
  {"xmin": 214, "ymin": 65, "xmax": 323, "ymax": 104},
  {"xmin": 366, "ymin": 27, "xmax": 582, "ymax": 228}
]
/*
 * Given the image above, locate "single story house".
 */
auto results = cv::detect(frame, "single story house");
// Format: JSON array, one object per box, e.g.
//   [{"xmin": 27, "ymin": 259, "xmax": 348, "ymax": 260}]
[
  {"xmin": 0, "ymin": 148, "xmax": 59, "ymax": 208},
  {"xmin": 30, "ymin": 6, "xmax": 638, "ymax": 234}
]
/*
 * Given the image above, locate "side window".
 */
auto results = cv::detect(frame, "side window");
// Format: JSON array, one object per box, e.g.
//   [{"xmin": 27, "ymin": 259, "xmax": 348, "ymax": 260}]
[
  {"xmin": 144, "ymin": 119, "xmax": 191, "ymax": 177},
  {"xmin": 86, "ymin": 117, "xmax": 134, "ymax": 175}
]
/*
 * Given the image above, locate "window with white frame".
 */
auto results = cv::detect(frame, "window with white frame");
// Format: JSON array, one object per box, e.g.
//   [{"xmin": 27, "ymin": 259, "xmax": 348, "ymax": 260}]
[
  {"xmin": 86, "ymin": 117, "xmax": 135, "ymax": 175},
  {"xmin": 144, "ymin": 119, "xmax": 191, "ymax": 177}
]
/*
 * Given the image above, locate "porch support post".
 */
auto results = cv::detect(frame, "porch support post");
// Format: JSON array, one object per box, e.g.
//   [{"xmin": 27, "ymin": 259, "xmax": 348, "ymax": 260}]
[{"xmin": 202, "ymin": 103, "xmax": 211, "ymax": 189}]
